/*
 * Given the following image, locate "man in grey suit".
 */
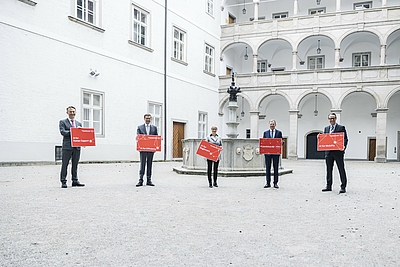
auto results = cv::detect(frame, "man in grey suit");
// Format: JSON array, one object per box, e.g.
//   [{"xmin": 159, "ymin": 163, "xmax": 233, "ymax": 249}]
[
  {"xmin": 136, "ymin": 113, "xmax": 158, "ymax": 187},
  {"xmin": 59, "ymin": 106, "xmax": 85, "ymax": 188},
  {"xmin": 322, "ymin": 112, "xmax": 348, "ymax": 194}
]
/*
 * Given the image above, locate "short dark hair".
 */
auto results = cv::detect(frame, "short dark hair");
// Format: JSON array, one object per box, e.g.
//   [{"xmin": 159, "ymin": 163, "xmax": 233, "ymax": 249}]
[
  {"xmin": 328, "ymin": 112, "xmax": 336, "ymax": 119},
  {"xmin": 66, "ymin": 106, "xmax": 76, "ymax": 111},
  {"xmin": 144, "ymin": 113, "xmax": 152, "ymax": 118}
]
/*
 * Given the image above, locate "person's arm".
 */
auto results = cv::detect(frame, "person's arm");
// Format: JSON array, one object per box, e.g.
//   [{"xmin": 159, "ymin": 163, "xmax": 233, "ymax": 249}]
[
  {"xmin": 59, "ymin": 120, "xmax": 70, "ymax": 137},
  {"xmin": 343, "ymin": 125, "xmax": 348, "ymax": 149}
]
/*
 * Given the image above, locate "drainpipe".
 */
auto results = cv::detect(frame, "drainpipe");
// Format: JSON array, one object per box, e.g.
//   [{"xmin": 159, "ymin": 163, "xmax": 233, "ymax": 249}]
[{"xmin": 163, "ymin": 0, "xmax": 167, "ymax": 161}]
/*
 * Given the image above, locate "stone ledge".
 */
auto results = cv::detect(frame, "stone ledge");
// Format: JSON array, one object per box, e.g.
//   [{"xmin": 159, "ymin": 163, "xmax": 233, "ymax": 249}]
[{"xmin": 173, "ymin": 167, "xmax": 293, "ymax": 177}]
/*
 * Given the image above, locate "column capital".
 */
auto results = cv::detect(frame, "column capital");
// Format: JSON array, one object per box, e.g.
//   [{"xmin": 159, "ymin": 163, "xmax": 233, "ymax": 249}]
[
  {"xmin": 249, "ymin": 111, "xmax": 260, "ymax": 115},
  {"xmin": 288, "ymin": 110, "xmax": 299, "ymax": 114},
  {"xmin": 330, "ymin": 109, "xmax": 342, "ymax": 113},
  {"xmin": 376, "ymin": 108, "xmax": 389, "ymax": 113}
]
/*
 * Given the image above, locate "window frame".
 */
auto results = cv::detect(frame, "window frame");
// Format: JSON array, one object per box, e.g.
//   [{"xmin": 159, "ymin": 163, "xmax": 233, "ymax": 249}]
[
  {"xmin": 307, "ymin": 55, "xmax": 325, "ymax": 70},
  {"xmin": 272, "ymin": 12, "xmax": 289, "ymax": 19},
  {"xmin": 309, "ymin": 8, "xmax": 326, "ymax": 15},
  {"xmin": 198, "ymin": 112, "xmax": 208, "ymax": 139},
  {"xmin": 75, "ymin": 0, "xmax": 98, "ymax": 25},
  {"xmin": 352, "ymin": 52, "xmax": 371, "ymax": 67},
  {"xmin": 82, "ymin": 89, "xmax": 105, "ymax": 137},
  {"xmin": 206, "ymin": 0, "xmax": 214, "ymax": 17},
  {"xmin": 204, "ymin": 43, "xmax": 215, "ymax": 75},
  {"xmin": 257, "ymin": 60, "xmax": 268, "ymax": 73},
  {"xmin": 354, "ymin": 2, "xmax": 372, "ymax": 10},
  {"xmin": 172, "ymin": 26, "xmax": 187, "ymax": 63},
  {"xmin": 148, "ymin": 102, "xmax": 163, "ymax": 135},
  {"xmin": 131, "ymin": 4, "xmax": 150, "ymax": 47}
]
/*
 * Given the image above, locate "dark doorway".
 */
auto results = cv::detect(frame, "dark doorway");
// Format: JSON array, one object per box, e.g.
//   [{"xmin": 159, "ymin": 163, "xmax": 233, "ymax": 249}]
[
  {"xmin": 368, "ymin": 138, "xmax": 376, "ymax": 161},
  {"xmin": 306, "ymin": 132, "xmax": 324, "ymax": 159}
]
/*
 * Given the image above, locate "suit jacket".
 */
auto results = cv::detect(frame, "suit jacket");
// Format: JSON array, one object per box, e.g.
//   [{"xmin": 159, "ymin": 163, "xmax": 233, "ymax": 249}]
[
  {"xmin": 137, "ymin": 124, "xmax": 158, "ymax": 136},
  {"xmin": 263, "ymin": 129, "xmax": 283, "ymax": 139},
  {"xmin": 59, "ymin": 118, "xmax": 82, "ymax": 150},
  {"xmin": 324, "ymin": 123, "xmax": 348, "ymax": 153}
]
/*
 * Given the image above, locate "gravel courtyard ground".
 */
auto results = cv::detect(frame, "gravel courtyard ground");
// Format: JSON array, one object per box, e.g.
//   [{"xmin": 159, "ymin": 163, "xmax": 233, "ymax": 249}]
[{"xmin": 1, "ymin": 160, "xmax": 399, "ymax": 267}]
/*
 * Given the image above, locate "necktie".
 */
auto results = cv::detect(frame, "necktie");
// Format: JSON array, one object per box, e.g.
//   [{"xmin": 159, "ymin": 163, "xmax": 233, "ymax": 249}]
[
  {"xmin": 330, "ymin": 125, "xmax": 334, "ymax": 133},
  {"xmin": 272, "ymin": 130, "xmax": 274, "ymax": 138},
  {"xmin": 71, "ymin": 120, "xmax": 75, "ymax": 127}
]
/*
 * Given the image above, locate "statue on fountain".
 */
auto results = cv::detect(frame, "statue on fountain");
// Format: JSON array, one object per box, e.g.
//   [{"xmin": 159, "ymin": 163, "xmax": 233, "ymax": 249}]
[{"xmin": 227, "ymin": 72, "xmax": 241, "ymax": 102}]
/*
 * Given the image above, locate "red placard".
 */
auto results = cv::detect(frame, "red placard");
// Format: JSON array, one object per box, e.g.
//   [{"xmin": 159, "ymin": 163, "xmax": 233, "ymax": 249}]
[
  {"xmin": 71, "ymin": 128, "xmax": 96, "ymax": 147},
  {"xmin": 196, "ymin": 140, "xmax": 223, "ymax": 162},
  {"xmin": 317, "ymin": 132, "xmax": 344, "ymax": 151},
  {"xmin": 259, "ymin": 138, "xmax": 282, "ymax": 155},
  {"xmin": 136, "ymin": 134, "xmax": 161, "ymax": 152}
]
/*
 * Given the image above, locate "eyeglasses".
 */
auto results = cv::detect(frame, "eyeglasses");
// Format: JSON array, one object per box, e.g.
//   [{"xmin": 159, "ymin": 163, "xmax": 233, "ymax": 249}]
[
  {"xmin": 211, "ymin": 129, "xmax": 217, "ymax": 131},
  {"xmin": 329, "ymin": 118, "xmax": 336, "ymax": 120}
]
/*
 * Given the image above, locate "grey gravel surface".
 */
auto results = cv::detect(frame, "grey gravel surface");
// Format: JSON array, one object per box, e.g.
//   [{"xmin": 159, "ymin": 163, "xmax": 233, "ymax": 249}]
[{"xmin": 1, "ymin": 160, "xmax": 399, "ymax": 267}]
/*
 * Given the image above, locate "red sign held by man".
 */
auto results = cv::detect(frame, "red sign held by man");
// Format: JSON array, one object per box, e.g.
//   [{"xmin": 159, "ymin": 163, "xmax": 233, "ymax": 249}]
[
  {"xmin": 259, "ymin": 138, "xmax": 282, "ymax": 155},
  {"xmin": 136, "ymin": 134, "xmax": 162, "ymax": 152},
  {"xmin": 71, "ymin": 128, "xmax": 96, "ymax": 147},
  {"xmin": 317, "ymin": 132, "xmax": 344, "ymax": 151},
  {"xmin": 196, "ymin": 140, "xmax": 223, "ymax": 162}
]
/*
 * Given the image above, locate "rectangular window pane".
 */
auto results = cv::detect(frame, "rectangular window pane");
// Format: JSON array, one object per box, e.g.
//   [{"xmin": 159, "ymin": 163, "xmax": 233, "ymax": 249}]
[{"xmin": 93, "ymin": 94, "xmax": 100, "ymax": 106}]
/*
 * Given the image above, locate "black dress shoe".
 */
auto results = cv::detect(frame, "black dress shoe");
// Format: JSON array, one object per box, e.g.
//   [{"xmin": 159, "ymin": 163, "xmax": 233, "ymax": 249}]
[
  {"xmin": 273, "ymin": 184, "xmax": 279, "ymax": 189},
  {"xmin": 72, "ymin": 181, "xmax": 85, "ymax": 187},
  {"xmin": 322, "ymin": 187, "xmax": 332, "ymax": 192},
  {"xmin": 209, "ymin": 184, "xmax": 213, "ymax": 188},
  {"xmin": 339, "ymin": 188, "xmax": 346, "ymax": 194},
  {"xmin": 213, "ymin": 183, "xmax": 218, "ymax": 187},
  {"xmin": 61, "ymin": 183, "xmax": 67, "ymax": 188},
  {"xmin": 264, "ymin": 184, "xmax": 271, "ymax": 188},
  {"xmin": 146, "ymin": 182, "xmax": 155, "ymax": 186},
  {"xmin": 136, "ymin": 182, "xmax": 143, "ymax": 187}
]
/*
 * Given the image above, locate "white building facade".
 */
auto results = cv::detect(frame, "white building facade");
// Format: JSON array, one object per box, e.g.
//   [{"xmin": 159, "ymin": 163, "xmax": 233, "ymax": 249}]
[
  {"xmin": 0, "ymin": 0, "xmax": 221, "ymax": 162},
  {"xmin": 219, "ymin": 0, "xmax": 400, "ymax": 162},
  {"xmin": 1, "ymin": 0, "xmax": 400, "ymax": 163}
]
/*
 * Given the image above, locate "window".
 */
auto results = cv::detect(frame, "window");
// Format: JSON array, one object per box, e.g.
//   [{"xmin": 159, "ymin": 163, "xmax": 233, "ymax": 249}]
[
  {"xmin": 226, "ymin": 66, "xmax": 233, "ymax": 75},
  {"xmin": 82, "ymin": 90, "xmax": 104, "ymax": 136},
  {"xmin": 206, "ymin": 0, "xmax": 214, "ymax": 16},
  {"xmin": 309, "ymin": 8, "xmax": 325, "ymax": 15},
  {"xmin": 204, "ymin": 44, "xmax": 214, "ymax": 74},
  {"xmin": 55, "ymin": 146, "xmax": 62, "ymax": 161},
  {"xmin": 353, "ymin": 52, "xmax": 371, "ymax": 67},
  {"xmin": 246, "ymin": 129, "xmax": 251, "ymax": 139},
  {"xmin": 198, "ymin": 112, "xmax": 207, "ymax": 139},
  {"xmin": 354, "ymin": 2, "xmax": 372, "ymax": 10},
  {"xmin": 76, "ymin": 0, "xmax": 98, "ymax": 24},
  {"xmin": 173, "ymin": 27, "xmax": 186, "ymax": 62},
  {"xmin": 228, "ymin": 13, "xmax": 236, "ymax": 24},
  {"xmin": 148, "ymin": 102, "xmax": 162, "ymax": 134},
  {"xmin": 308, "ymin": 56, "xmax": 325, "ymax": 69},
  {"xmin": 272, "ymin": 12, "xmax": 288, "ymax": 19},
  {"xmin": 132, "ymin": 5, "xmax": 149, "ymax": 46},
  {"xmin": 257, "ymin": 60, "xmax": 268, "ymax": 73}
]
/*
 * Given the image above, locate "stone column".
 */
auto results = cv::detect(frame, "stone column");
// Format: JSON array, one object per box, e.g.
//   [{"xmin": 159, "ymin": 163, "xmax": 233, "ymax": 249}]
[
  {"xmin": 336, "ymin": 0, "xmax": 341, "ymax": 12},
  {"xmin": 382, "ymin": 0, "xmax": 387, "ymax": 6},
  {"xmin": 375, "ymin": 108, "xmax": 388, "ymax": 163},
  {"xmin": 288, "ymin": 110, "xmax": 299, "ymax": 160},
  {"xmin": 250, "ymin": 111, "xmax": 260, "ymax": 138},
  {"xmin": 253, "ymin": 0, "xmax": 259, "ymax": 21},
  {"xmin": 253, "ymin": 54, "xmax": 258, "ymax": 73},
  {"xmin": 380, "ymin": 45, "xmax": 386, "ymax": 66},
  {"xmin": 226, "ymin": 101, "xmax": 239, "ymax": 138},
  {"xmin": 293, "ymin": 0, "xmax": 298, "ymax": 16},
  {"xmin": 334, "ymin": 48, "xmax": 340, "ymax": 68},
  {"xmin": 292, "ymin": 51, "xmax": 297, "ymax": 70}
]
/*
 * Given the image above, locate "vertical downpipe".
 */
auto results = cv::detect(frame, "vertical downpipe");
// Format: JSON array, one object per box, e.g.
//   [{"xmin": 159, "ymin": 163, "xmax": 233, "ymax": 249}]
[{"xmin": 163, "ymin": 0, "xmax": 168, "ymax": 160}]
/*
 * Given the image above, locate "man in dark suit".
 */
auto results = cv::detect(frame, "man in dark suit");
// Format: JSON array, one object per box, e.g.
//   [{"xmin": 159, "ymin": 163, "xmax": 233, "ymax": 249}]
[
  {"xmin": 263, "ymin": 119, "xmax": 283, "ymax": 189},
  {"xmin": 136, "ymin": 113, "xmax": 158, "ymax": 187},
  {"xmin": 59, "ymin": 106, "xmax": 85, "ymax": 188},
  {"xmin": 322, "ymin": 112, "xmax": 348, "ymax": 194}
]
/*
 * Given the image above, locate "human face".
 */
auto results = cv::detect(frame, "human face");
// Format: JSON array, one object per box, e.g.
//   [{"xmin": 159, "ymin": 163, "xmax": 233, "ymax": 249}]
[
  {"xmin": 328, "ymin": 115, "xmax": 336, "ymax": 125},
  {"xmin": 211, "ymin": 127, "xmax": 218, "ymax": 135},
  {"xmin": 144, "ymin": 115, "xmax": 152, "ymax": 125},
  {"xmin": 269, "ymin": 120, "xmax": 276, "ymax": 130},
  {"xmin": 67, "ymin": 108, "xmax": 76, "ymax": 120}
]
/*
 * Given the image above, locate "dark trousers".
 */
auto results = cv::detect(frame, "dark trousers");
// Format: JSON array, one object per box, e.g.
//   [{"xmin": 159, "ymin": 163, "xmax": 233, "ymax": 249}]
[
  {"xmin": 139, "ymin": 152, "xmax": 155, "ymax": 182},
  {"xmin": 60, "ymin": 148, "xmax": 81, "ymax": 183},
  {"xmin": 325, "ymin": 151, "xmax": 347, "ymax": 189},
  {"xmin": 207, "ymin": 159, "xmax": 219, "ymax": 184},
  {"xmin": 265, "ymin": 154, "xmax": 279, "ymax": 185}
]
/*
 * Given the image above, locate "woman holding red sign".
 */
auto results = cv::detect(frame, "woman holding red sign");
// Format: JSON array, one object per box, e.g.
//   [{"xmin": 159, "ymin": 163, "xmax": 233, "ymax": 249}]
[{"xmin": 206, "ymin": 126, "xmax": 222, "ymax": 188}]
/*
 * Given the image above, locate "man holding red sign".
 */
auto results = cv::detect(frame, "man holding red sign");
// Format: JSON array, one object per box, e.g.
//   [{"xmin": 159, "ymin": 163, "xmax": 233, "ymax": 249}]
[
  {"xmin": 262, "ymin": 119, "xmax": 283, "ymax": 189},
  {"xmin": 322, "ymin": 113, "xmax": 348, "ymax": 194},
  {"xmin": 59, "ymin": 106, "xmax": 85, "ymax": 188},
  {"xmin": 136, "ymin": 114, "xmax": 158, "ymax": 187}
]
